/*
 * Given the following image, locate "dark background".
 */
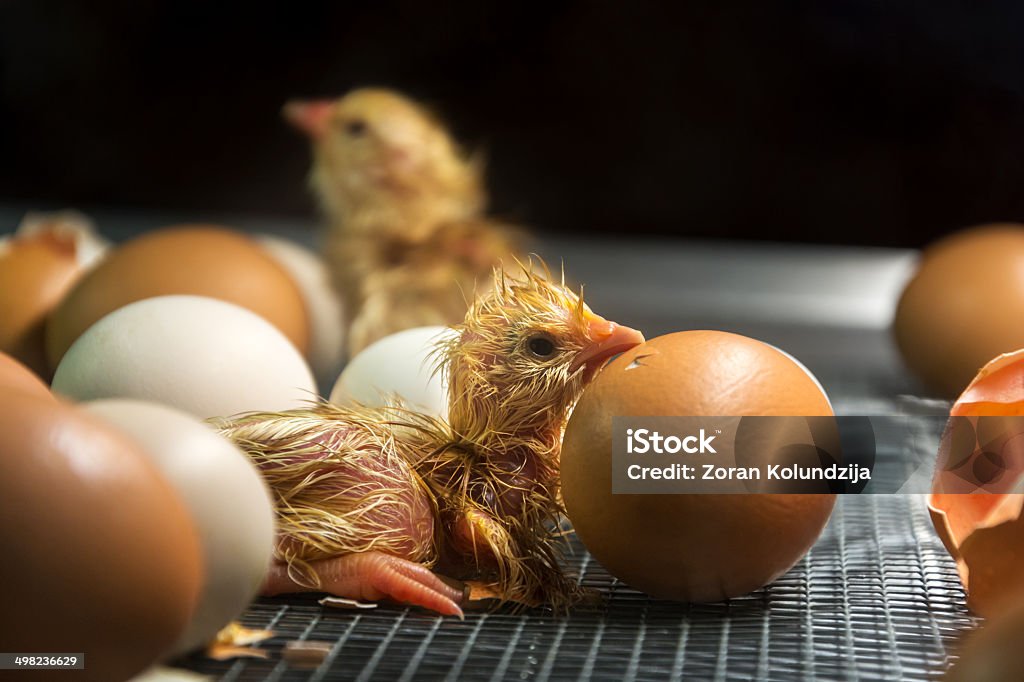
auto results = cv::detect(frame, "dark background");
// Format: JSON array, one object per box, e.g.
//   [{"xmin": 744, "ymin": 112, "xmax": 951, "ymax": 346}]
[{"xmin": 2, "ymin": 1, "xmax": 1024, "ymax": 247}]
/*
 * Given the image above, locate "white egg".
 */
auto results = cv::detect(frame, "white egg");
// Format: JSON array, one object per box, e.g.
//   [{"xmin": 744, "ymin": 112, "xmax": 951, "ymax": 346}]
[
  {"xmin": 52, "ymin": 295, "xmax": 317, "ymax": 418},
  {"xmin": 330, "ymin": 325, "xmax": 455, "ymax": 419},
  {"xmin": 84, "ymin": 399, "xmax": 275, "ymax": 657},
  {"xmin": 256, "ymin": 235, "xmax": 346, "ymax": 385}
]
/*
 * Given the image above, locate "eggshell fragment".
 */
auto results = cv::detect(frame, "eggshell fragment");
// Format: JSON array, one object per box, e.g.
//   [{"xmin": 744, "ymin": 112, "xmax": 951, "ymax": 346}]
[
  {"xmin": 130, "ymin": 667, "xmax": 212, "ymax": 682},
  {"xmin": 85, "ymin": 399, "xmax": 276, "ymax": 656},
  {"xmin": 330, "ymin": 325, "xmax": 454, "ymax": 419},
  {"xmin": 894, "ymin": 225, "xmax": 1024, "ymax": 397},
  {"xmin": 0, "ymin": 211, "xmax": 106, "ymax": 377},
  {"xmin": 929, "ymin": 348, "xmax": 1024, "ymax": 617},
  {"xmin": 46, "ymin": 225, "xmax": 310, "ymax": 367},
  {"xmin": 561, "ymin": 330, "xmax": 836, "ymax": 603},
  {"xmin": 0, "ymin": 395, "xmax": 202, "ymax": 682},
  {"xmin": 16, "ymin": 209, "xmax": 109, "ymax": 269},
  {"xmin": 52, "ymin": 295, "xmax": 317, "ymax": 419}
]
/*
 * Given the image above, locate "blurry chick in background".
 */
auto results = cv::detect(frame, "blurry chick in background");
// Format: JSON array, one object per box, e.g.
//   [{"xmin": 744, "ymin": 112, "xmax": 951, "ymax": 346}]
[
  {"xmin": 284, "ymin": 88, "xmax": 526, "ymax": 355},
  {"xmin": 216, "ymin": 264, "xmax": 644, "ymax": 615}
]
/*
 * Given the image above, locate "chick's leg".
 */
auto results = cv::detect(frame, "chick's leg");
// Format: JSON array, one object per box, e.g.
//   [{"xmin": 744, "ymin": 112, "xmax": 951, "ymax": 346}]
[{"xmin": 261, "ymin": 552, "xmax": 466, "ymax": 617}]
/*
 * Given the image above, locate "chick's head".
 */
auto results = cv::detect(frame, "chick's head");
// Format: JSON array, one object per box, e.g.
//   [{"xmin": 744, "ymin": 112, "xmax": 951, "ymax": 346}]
[
  {"xmin": 439, "ymin": 263, "xmax": 645, "ymax": 445},
  {"xmin": 284, "ymin": 88, "xmax": 483, "ymax": 221}
]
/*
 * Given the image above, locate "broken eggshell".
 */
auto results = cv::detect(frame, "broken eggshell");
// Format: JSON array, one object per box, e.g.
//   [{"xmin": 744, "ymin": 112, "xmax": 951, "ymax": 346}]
[
  {"xmin": 930, "ymin": 348, "xmax": 1024, "ymax": 617},
  {"xmin": 0, "ymin": 211, "xmax": 108, "ymax": 377}
]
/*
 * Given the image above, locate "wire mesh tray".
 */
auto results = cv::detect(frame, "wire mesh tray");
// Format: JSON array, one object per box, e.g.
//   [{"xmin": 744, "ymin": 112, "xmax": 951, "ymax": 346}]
[{"xmin": 176, "ymin": 492, "xmax": 974, "ymax": 681}]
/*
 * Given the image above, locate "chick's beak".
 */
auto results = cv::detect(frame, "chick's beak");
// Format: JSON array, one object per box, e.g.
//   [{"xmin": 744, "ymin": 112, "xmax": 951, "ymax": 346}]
[
  {"xmin": 571, "ymin": 316, "xmax": 645, "ymax": 381},
  {"xmin": 283, "ymin": 99, "xmax": 334, "ymax": 139}
]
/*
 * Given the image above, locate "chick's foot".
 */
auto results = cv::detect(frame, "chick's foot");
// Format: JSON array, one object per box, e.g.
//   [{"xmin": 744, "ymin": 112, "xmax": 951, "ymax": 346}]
[{"xmin": 261, "ymin": 551, "xmax": 466, "ymax": 618}]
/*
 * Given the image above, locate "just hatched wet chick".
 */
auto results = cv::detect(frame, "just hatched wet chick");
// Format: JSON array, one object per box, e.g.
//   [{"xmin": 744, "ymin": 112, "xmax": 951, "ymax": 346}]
[
  {"xmin": 215, "ymin": 264, "xmax": 644, "ymax": 616},
  {"xmin": 283, "ymin": 88, "xmax": 527, "ymax": 355}
]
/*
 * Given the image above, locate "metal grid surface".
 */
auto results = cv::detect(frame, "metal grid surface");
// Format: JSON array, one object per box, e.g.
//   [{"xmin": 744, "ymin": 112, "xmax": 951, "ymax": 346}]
[{"xmin": 176, "ymin": 462, "xmax": 975, "ymax": 681}]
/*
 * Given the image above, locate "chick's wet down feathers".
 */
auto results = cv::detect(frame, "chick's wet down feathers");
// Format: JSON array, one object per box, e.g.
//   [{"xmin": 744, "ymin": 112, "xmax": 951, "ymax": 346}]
[
  {"xmin": 215, "ymin": 264, "xmax": 645, "ymax": 614},
  {"xmin": 284, "ymin": 88, "xmax": 527, "ymax": 355}
]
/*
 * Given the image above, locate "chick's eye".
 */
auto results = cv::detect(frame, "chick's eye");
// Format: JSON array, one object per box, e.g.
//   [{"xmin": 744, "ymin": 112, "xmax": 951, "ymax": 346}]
[
  {"xmin": 343, "ymin": 119, "xmax": 367, "ymax": 137},
  {"xmin": 526, "ymin": 334, "xmax": 556, "ymax": 359}
]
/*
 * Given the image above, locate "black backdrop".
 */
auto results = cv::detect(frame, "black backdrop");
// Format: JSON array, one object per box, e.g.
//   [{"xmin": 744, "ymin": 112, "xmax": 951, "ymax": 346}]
[{"xmin": 3, "ymin": 1, "xmax": 1024, "ymax": 247}]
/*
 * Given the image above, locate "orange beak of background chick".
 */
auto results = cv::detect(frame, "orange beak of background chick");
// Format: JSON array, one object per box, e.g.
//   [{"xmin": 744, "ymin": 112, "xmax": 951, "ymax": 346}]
[{"xmin": 283, "ymin": 99, "xmax": 335, "ymax": 139}]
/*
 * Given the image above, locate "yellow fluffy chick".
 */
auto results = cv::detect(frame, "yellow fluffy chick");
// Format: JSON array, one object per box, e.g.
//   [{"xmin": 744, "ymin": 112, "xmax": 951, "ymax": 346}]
[
  {"xmin": 284, "ymin": 88, "xmax": 526, "ymax": 355},
  {"xmin": 216, "ymin": 264, "xmax": 645, "ymax": 614}
]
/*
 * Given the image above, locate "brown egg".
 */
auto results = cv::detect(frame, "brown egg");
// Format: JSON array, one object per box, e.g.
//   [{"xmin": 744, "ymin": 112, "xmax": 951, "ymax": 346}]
[
  {"xmin": 46, "ymin": 226, "xmax": 309, "ymax": 367},
  {"xmin": 894, "ymin": 224, "xmax": 1024, "ymax": 398},
  {"xmin": 0, "ymin": 230, "xmax": 85, "ymax": 377},
  {"xmin": 0, "ymin": 351, "xmax": 54, "ymax": 400},
  {"xmin": 929, "ymin": 348, "xmax": 1024, "ymax": 618},
  {"xmin": 946, "ymin": 598, "xmax": 1024, "ymax": 682},
  {"xmin": 561, "ymin": 330, "xmax": 836, "ymax": 602},
  {"xmin": 0, "ymin": 395, "xmax": 203, "ymax": 681}
]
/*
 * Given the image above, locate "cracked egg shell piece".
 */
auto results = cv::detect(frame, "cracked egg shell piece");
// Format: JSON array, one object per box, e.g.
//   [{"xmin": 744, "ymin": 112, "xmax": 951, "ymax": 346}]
[{"xmin": 930, "ymin": 348, "xmax": 1024, "ymax": 618}]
